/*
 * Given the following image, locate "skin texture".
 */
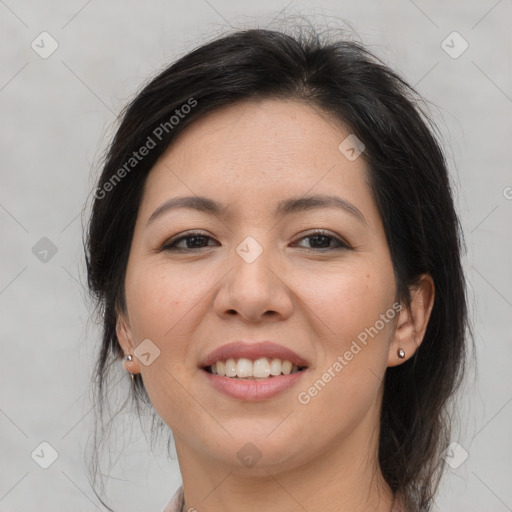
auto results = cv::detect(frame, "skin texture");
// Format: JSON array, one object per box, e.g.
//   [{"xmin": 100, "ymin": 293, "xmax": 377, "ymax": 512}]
[{"xmin": 116, "ymin": 99, "xmax": 434, "ymax": 512}]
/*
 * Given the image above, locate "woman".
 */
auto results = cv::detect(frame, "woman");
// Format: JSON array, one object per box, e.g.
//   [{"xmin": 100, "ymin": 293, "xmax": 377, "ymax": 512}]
[{"xmin": 85, "ymin": 25, "xmax": 469, "ymax": 512}]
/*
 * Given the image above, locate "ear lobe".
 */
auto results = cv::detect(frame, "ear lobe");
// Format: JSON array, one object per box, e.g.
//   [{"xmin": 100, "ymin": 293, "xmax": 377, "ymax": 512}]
[
  {"xmin": 388, "ymin": 274, "xmax": 435, "ymax": 367},
  {"xmin": 116, "ymin": 313, "xmax": 141, "ymax": 375}
]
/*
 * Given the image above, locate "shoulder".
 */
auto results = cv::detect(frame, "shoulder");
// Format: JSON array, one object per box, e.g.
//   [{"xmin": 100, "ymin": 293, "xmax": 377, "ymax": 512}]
[{"xmin": 161, "ymin": 484, "xmax": 184, "ymax": 512}]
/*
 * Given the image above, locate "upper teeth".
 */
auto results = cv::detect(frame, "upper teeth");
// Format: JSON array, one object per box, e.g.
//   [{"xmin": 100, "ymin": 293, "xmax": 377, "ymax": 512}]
[{"xmin": 210, "ymin": 357, "xmax": 301, "ymax": 378}]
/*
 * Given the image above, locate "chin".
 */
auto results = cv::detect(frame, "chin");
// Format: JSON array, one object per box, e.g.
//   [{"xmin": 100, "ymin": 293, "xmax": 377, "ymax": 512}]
[{"xmin": 200, "ymin": 430, "xmax": 313, "ymax": 473}]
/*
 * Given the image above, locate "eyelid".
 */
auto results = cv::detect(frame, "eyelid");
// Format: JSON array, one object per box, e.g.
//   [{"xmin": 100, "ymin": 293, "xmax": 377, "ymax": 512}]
[
  {"xmin": 291, "ymin": 229, "xmax": 351, "ymax": 249},
  {"xmin": 161, "ymin": 230, "xmax": 216, "ymax": 249},
  {"xmin": 161, "ymin": 229, "xmax": 351, "ymax": 251}
]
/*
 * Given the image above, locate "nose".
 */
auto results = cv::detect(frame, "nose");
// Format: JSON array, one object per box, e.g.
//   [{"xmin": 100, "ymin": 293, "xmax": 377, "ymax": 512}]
[{"xmin": 213, "ymin": 236, "xmax": 294, "ymax": 323}]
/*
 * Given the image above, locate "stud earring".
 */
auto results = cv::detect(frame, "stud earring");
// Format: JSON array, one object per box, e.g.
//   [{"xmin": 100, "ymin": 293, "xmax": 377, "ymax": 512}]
[{"xmin": 397, "ymin": 348, "xmax": 406, "ymax": 359}]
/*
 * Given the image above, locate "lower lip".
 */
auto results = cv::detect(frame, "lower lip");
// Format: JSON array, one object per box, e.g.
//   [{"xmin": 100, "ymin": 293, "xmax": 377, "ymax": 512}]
[{"xmin": 201, "ymin": 369, "xmax": 308, "ymax": 401}]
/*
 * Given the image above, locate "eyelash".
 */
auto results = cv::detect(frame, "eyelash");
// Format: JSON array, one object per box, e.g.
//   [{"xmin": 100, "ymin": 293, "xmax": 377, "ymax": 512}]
[{"xmin": 161, "ymin": 230, "xmax": 351, "ymax": 252}]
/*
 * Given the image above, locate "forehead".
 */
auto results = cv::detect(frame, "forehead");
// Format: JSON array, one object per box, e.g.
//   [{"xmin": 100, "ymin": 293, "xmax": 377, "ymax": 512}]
[
  {"xmin": 159, "ymin": 98, "xmax": 356, "ymax": 174},
  {"xmin": 140, "ymin": 98, "xmax": 377, "ymax": 225}
]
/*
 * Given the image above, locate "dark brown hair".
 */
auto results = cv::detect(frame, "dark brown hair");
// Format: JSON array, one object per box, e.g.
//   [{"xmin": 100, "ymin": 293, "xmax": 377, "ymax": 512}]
[{"xmin": 84, "ymin": 23, "xmax": 471, "ymax": 512}]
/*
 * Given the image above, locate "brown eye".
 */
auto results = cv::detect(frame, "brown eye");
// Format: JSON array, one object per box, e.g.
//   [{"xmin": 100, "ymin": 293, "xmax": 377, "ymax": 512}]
[
  {"xmin": 162, "ymin": 232, "xmax": 218, "ymax": 251},
  {"xmin": 293, "ymin": 230, "xmax": 350, "ymax": 251}
]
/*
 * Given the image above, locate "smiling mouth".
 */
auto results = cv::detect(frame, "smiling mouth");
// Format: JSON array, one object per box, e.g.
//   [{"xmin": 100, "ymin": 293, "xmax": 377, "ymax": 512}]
[{"xmin": 202, "ymin": 357, "xmax": 308, "ymax": 380}]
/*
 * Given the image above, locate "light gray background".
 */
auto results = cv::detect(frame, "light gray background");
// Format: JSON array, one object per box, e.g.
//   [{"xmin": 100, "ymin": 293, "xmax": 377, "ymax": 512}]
[{"xmin": 1, "ymin": 1, "xmax": 511, "ymax": 511}]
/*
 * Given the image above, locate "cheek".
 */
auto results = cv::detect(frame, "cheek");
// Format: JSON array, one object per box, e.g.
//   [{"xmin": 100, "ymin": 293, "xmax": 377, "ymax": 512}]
[
  {"xmin": 125, "ymin": 260, "xmax": 211, "ymax": 340},
  {"xmin": 296, "ymin": 261, "xmax": 396, "ymax": 411},
  {"xmin": 302, "ymin": 262, "xmax": 395, "ymax": 350},
  {"xmin": 306, "ymin": 262, "xmax": 398, "ymax": 396},
  {"xmin": 123, "ymin": 261, "xmax": 211, "ymax": 429},
  {"xmin": 293, "ymin": 273, "xmax": 395, "ymax": 445}
]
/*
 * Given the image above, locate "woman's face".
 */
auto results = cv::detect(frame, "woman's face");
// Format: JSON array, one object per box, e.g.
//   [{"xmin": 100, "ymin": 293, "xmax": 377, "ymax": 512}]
[{"xmin": 118, "ymin": 98, "xmax": 400, "ymax": 474}]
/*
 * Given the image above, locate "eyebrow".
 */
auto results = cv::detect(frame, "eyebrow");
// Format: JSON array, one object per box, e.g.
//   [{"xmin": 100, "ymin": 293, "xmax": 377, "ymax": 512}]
[{"xmin": 146, "ymin": 194, "xmax": 367, "ymax": 227}]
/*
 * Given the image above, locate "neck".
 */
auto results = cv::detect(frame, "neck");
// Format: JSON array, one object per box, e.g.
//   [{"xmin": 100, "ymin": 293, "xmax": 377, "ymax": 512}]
[{"xmin": 174, "ymin": 413, "xmax": 394, "ymax": 512}]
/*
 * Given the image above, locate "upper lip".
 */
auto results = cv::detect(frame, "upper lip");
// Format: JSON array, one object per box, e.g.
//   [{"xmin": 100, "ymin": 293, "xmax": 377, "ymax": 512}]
[{"xmin": 199, "ymin": 341, "xmax": 310, "ymax": 368}]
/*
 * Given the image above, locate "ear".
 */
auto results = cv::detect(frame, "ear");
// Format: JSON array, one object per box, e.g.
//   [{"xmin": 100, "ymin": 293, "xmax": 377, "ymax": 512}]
[
  {"xmin": 116, "ymin": 311, "xmax": 141, "ymax": 375},
  {"xmin": 388, "ymin": 274, "xmax": 435, "ymax": 367}
]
